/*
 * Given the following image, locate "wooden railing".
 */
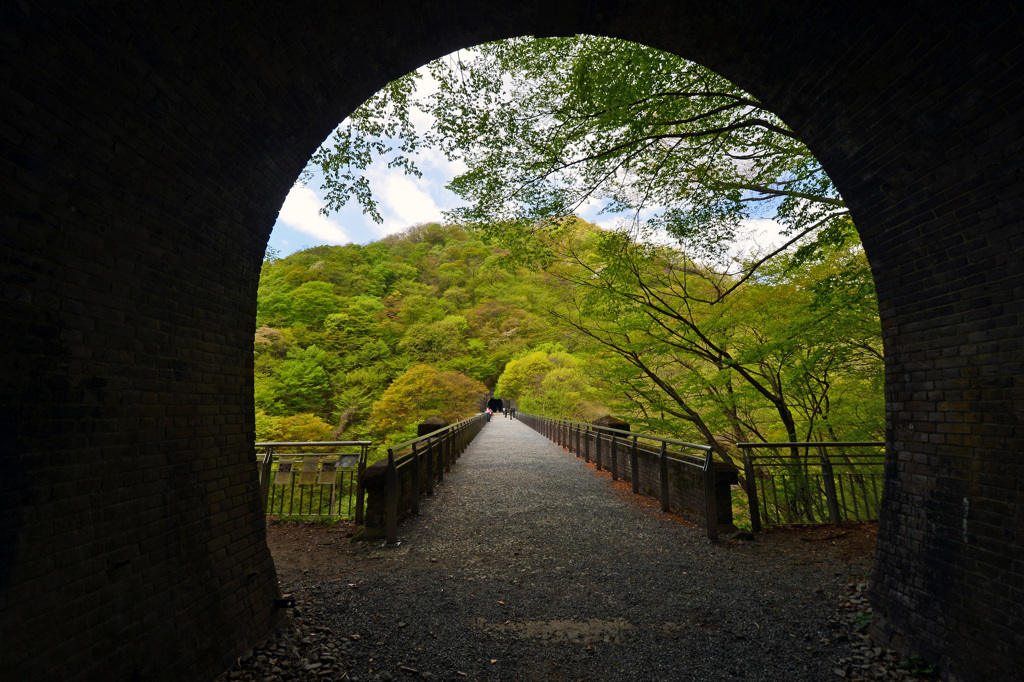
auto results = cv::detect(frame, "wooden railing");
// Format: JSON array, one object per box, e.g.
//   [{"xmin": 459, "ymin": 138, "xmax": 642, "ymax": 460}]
[
  {"xmin": 359, "ymin": 414, "xmax": 487, "ymax": 542},
  {"xmin": 517, "ymin": 413, "xmax": 739, "ymax": 540}
]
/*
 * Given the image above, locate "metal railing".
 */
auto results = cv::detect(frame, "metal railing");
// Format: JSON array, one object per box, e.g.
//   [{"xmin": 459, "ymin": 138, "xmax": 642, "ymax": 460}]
[
  {"xmin": 738, "ymin": 442, "xmax": 885, "ymax": 531},
  {"xmin": 256, "ymin": 441, "xmax": 371, "ymax": 522},
  {"xmin": 379, "ymin": 413, "xmax": 487, "ymax": 542},
  {"xmin": 517, "ymin": 413, "xmax": 731, "ymax": 540}
]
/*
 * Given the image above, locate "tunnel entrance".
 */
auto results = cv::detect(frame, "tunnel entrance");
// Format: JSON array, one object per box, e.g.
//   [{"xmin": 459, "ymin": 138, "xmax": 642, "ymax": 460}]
[{"xmin": 2, "ymin": 3, "xmax": 1022, "ymax": 680}]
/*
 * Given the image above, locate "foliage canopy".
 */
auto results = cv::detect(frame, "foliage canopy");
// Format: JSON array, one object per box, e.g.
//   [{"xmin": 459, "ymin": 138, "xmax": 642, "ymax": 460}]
[
  {"xmin": 261, "ymin": 35, "xmax": 881, "ymax": 462},
  {"xmin": 309, "ymin": 34, "xmax": 850, "ymax": 265}
]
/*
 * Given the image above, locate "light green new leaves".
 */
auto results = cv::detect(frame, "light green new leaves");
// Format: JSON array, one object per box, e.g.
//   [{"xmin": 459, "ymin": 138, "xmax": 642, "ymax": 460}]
[{"xmin": 309, "ymin": 35, "xmax": 849, "ymax": 264}]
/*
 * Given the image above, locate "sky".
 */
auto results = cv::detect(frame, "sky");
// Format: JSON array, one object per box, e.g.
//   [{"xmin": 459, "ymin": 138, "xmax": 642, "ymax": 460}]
[
  {"xmin": 265, "ymin": 57, "xmax": 789, "ymax": 260},
  {"xmin": 265, "ymin": 140, "xmax": 648, "ymax": 258},
  {"xmin": 266, "ymin": 64, "xmax": 467, "ymax": 257},
  {"xmin": 267, "ymin": 147, "xmax": 788, "ymax": 260},
  {"xmin": 266, "ymin": 148, "xmax": 466, "ymax": 256}
]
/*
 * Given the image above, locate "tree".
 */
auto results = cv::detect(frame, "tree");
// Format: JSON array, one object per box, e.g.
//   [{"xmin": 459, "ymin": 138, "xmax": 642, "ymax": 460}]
[
  {"xmin": 308, "ymin": 35, "xmax": 850, "ymax": 265},
  {"xmin": 368, "ymin": 364, "xmax": 486, "ymax": 439},
  {"xmin": 306, "ymin": 37, "xmax": 868, "ymax": 451},
  {"xmin": 253, "ymin": 230, "xmax": 561, "ymax": 443},
  {"xmin": 289, "ymin": 281, "xmax": 340, "ymax": 326},
  {"xmin": 540, "ymin": 219, "xmax": 882, "ymax": 463},
  {"xmin": 322, "ymin": 295, "xmax": 386, "ymax": 353},
  {"xmin": 271, "ymin": 345, "xmax": 337, "ymax": 418},
  {"xmin": 255, "ymin": 409, "xmax": 284, "ymax": 442},
  {"xmin": 495, "ymin": 346, "xmax": 606, "ymax": 421},
  {"xmin": 254, "ymin": 411, "xmax": 334, "ymax": 442},
  {"xmin": 494, "ymin": 351, "xmax": 554, "ymax": 402},
  {"xmin": 398, "ymin": 315, "xmax": 470, "ymax": 364}
]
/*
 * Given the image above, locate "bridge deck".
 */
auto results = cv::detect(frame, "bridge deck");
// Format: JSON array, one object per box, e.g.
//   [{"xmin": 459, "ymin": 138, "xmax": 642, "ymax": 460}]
[{"xmin": 268, "ymin": 417, "xmax": 877, "ymax": 681}]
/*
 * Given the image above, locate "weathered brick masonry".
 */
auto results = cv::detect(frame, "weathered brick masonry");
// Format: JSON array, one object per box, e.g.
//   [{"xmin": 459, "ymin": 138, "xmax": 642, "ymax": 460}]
[{"xmin": 0, "ymin": 2, "xmax": 1021, "ymax": 680}]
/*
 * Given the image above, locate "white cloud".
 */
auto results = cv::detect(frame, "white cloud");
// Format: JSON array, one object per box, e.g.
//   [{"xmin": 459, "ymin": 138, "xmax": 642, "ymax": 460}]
[
  {"xmin": 369, "ymin": 170, "xmax": 445, "ymax": 237},
  {"xmin": 727, "ymin": 218, "xmax": 788, "ymax": 260},
  {"xmin": 580, "ymin": 213, "xmax": 791, "ymax": 259},
  {"xmin": 363, "ymin": 147, "xmax": 470, "ymax": 237},
  {"xmin": 416, "ymin": 146, "xmax": 467, "ymax": 179},
  {"xmin": 592, "ymin": 217, "xmax": 622, "ymax": 232},
  {"xmin": 277, "ymin": 186, "xmax": 351, "ymax": 245},
  {"xmin": 738, "ymin": 218, "xmax": 787, "ymax": 247}
]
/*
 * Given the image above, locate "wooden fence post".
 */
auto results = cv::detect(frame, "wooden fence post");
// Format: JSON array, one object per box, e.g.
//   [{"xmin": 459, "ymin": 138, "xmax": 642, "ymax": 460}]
[
  {"xmin": 435, "ymin": 434, "xmax": 444, "ymax": 483},
  {"xmin": 444, "ymin": 430, "xmax": 451, "ymax": 472},
  {"xmin": 355, "ymin": 444, "xmax": 366, "ymax": 525},
  {"xmin": 410, "ymin": 442, "xmax": 420, "ymax": 515},
  {"xmin": 386, "ymin": 449, "xmax": 398, "ymax": 544},
  {"xmin": 659, "ymin": 442, "xmax": 670, "ymax": 512},
  {"xmin": 703, "ymin": 451, "xmax": 719, "ymax": 541},
  {"xmin": 631, "ymin": 436, "xmax": 640, "ymax": 494},
  {"xmin": 424, "ymin": 437, "xmax": 434, "ymax": 496},
  {"xmin": 259, "ymin": 445, "xmax": 274, "ymax": 513}
]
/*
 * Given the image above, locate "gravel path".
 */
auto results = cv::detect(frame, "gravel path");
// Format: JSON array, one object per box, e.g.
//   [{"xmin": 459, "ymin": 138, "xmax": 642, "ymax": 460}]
[{"xmin": 222, "ymin": 418, "xmax": 923, "ymax": 682}]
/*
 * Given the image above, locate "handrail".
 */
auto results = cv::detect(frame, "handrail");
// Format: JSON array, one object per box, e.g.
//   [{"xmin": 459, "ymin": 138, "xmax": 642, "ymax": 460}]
[
  {"xmin": 739, "ymin": 441, "xmax": 885, "ymax": 531},
  {"xmin": 737, "ymin": 441, "xmax": 883, "ymax": 448},
  {"xmin": 387, "ymin": 415, "xmax": 481, "ymax": 458},
  {"xmin": 523, "ymin": 416, "xmax": 712, "ymax": 453},
  {"xmin": 256, "ymin": 440, "xmax": 372, "ymax": 448},
  {"xmin": 379, "ymin": 413, "xmax": 488, "ymax": 543},
  {"xmin": 519, "ymin": 414, "xmax": 711, "ymax": 458},
  {"xmin": 518, "ymin": 412, "xmax": 728, "ymax": 540}
]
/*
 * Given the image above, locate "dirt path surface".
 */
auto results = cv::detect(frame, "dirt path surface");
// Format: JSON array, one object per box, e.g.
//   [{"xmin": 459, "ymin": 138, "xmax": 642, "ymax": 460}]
[{"xmin": 223, "ymin": 418, "xmax": 929, "ymax": 682}]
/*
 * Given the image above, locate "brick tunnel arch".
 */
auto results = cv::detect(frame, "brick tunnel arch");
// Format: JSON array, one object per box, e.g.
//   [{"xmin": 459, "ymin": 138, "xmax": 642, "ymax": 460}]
[{"xmin": 1, "ymin": 3, "xmax": 1021, "ymax": 680}]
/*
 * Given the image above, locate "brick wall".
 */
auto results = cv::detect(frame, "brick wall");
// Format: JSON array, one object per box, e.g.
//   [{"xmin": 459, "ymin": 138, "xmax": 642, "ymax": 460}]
[{"xmin": 1, "ymin": 2, "xmax": 1021, "ymax": 680}]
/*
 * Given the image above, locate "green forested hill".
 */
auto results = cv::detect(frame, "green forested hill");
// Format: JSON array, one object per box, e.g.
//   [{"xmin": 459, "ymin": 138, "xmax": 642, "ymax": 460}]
[
  {"xmin": 255, "ymin": 219, "xmax": 884, "ymax": 465},
  {"xmin": 254, "ymin": 223, "xmax": 567, "ymax": 448}
]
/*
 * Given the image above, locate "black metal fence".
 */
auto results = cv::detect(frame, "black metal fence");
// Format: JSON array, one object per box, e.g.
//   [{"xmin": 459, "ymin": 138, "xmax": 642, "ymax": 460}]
[
  {"xmin": 256, "ymin": 441, "xmax": 371, "ymax": 522},
  {"xmin": 739, "ymin": 442, "xmax": 885, "ymax": 531}
]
